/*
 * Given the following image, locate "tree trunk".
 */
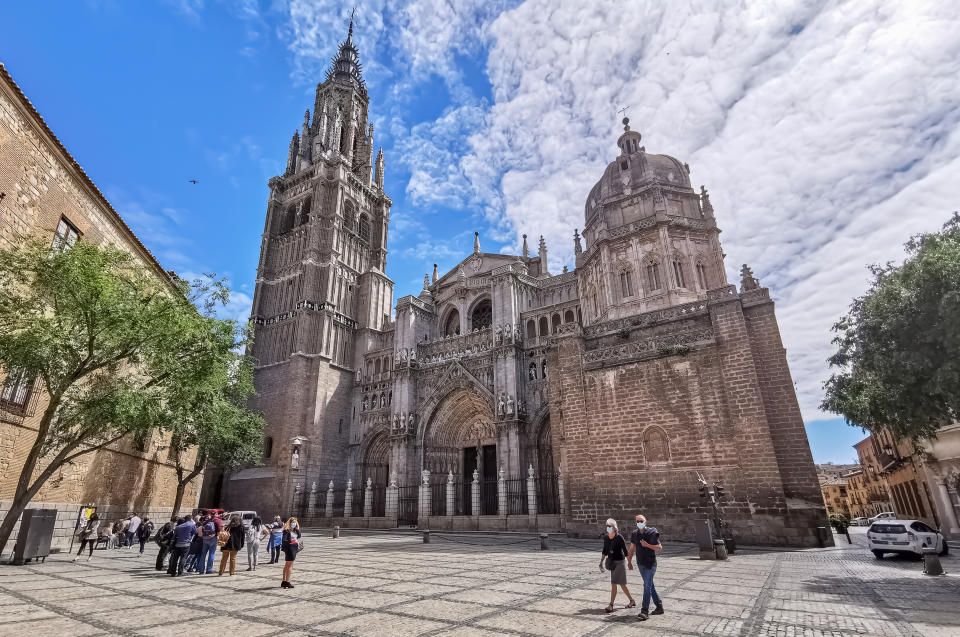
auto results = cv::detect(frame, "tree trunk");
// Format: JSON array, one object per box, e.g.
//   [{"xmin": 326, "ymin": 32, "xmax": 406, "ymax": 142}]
[
  {"xmin": 171, "ymin": 452, "xmax": 205, "ymax": 519},
  {"xmin": 172, "ymin": 482, "xmax": 187, "ymax": 519}
]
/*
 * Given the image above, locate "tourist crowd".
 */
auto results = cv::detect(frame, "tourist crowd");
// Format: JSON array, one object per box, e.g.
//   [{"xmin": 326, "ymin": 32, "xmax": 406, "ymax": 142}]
[{"xmin": 72, "ymin": 511, "xmax": 303, "ymax": 588}]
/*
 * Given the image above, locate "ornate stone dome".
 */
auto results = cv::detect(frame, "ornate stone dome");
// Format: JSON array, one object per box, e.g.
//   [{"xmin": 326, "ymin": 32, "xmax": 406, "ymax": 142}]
[{"xmin": 584, "ymin": 120, "xmax": 692, "ymax": 224}]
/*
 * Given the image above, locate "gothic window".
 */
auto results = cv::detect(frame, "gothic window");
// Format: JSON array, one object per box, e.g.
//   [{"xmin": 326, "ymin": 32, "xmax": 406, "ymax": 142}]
[
  {"xmin": 695, "ymin": 262, "xmax": 708, "ymax": 289},
  {"xmin": 619, "ymin": 268, "xmax": 634, "ymax": 298},
  {"xmin": 52, "ymin": 216, "xmax": 80, "ymax": 251},
  {"xmin": 526, "ymin": 319, "xmax": 536, "ymax": 338},
  {"xmin": 564, "ymin": 309, "xmax": 574, "ymax": 323},
  {"xmin": 298, "ymin": 198, "xmax": 311, "ymax": 226},
  {"xmin": 673, "ymin": 260, "xmax": 686, "ymax": 288},
  {"xmin": 443, "ymin": 309, "xmax": 461, "ymax": 337},
  {"xmin": 374, "ymin": 359, "xmax": 381, "ymax": 375},
  {"xmin": 0, "ymin": 369, "xmax": 33, "ymax": 410},
  {"xmin": 343, "ymin": 201, "xmax": 356, "ymax": 232},
  {"xmin": 643, "ymin": 427, "xmax": 670, "ymax": 463},
  {"xmin": 358, "ymin": 214, "xmax": 370, "ymax": 242},
  {"xmin": 551, "ymin": 313, "xmax": 561, "ymax": 334},
  {"xmin": 471, "ymin": 299, "xmax": 492, "ymax": 330},
  {"xmin": 538, "ymin": 316, "xmax": 548, "ymax": 336},
  {"xmin": 646, "ymin": 261, "xmax": 662, "ymax": 291},
  {"xmin": 264, "ymin": 436, "xmax": 274, "ymax": 460}
]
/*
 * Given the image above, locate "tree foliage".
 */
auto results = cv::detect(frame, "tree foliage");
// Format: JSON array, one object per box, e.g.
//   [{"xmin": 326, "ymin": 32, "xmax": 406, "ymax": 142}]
[
  {"xmin": 0, "ymin": 238, "xmax": 263, "ymax": 551},
  {"xmin": 821, "ymin": 213, "xmax": 960, "ymax": 440}
]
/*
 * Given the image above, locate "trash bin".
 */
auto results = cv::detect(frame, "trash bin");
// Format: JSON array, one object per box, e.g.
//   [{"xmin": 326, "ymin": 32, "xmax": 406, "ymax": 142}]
[{"xmin": 12, "ymin": 509, "xmax": 57, "ymax": 565}]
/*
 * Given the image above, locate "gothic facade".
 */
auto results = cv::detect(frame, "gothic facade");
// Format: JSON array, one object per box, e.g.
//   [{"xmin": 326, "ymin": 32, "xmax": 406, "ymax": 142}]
[{"xmin": 219, "ymin": 23, "xmax": 829, "ymax": 547}]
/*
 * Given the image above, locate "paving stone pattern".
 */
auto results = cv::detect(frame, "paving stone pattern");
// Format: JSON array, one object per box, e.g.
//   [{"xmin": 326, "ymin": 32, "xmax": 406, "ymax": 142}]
[{"xmin": 0, "ymin": 528, "xmax": 958, "ymax": 636}]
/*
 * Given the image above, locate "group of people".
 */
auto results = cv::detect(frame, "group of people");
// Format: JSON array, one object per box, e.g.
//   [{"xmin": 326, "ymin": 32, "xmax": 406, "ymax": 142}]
[
  {"xmin": 73, "ymin": 512, "xmax": 154, "ymax": 561},
  {"xmin": 153, "ymin": 513, "xmax": 303, "ymax": 588},
  {"xmin": 599, "ymin": 514, "xmax": 664, "ymax": 621}
]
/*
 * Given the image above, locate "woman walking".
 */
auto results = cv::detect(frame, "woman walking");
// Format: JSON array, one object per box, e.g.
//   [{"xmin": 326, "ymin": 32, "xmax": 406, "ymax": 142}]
[
  {"xmin": 246, "ymin": 517, "xmax": 267, "ymax": 571},
  {"xmin": 599, "ymin": 518, "xmax": 635, "ymax": 612},
  {"xmin": 218, "ymin": 514, "xmax": 245, "ymax": 576},
  {"xmin": 267, "ymin": 515, "xmax": 284, "ymax": 564},
  {"xmin": 279, "ymin": 517, "xmax": 301, "ymax": 589},
  {"xmin": 136, "ymin": 517, "xmax": 154, "ymax": 556},
  {"xmin": 73, "ymin": 513, "xmax": 100, "ymax": 562}
]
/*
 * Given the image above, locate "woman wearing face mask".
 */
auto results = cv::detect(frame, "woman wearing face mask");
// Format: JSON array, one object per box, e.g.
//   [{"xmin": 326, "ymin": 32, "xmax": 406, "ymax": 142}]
[
  {"xmin": 280, "ymin": 516, "xmax": 302, "ymax": 589},
  {"xmin": 600, "ymin": 518, "xmax": 635, "ymax": 613}
]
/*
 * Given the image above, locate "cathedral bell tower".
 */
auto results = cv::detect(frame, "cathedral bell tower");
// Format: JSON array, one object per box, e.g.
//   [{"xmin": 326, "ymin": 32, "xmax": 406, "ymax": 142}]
[{"xmin": 226, "ymin": 17, "xmax": 394, "ymax": 514}]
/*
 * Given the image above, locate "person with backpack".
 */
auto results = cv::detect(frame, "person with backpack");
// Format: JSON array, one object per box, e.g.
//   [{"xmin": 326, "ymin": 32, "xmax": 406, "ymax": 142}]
[
  {"xmin": 167, "ymin": 516, "xmax": 197, "ymax": 576},
  {"xmin": 184, "ymin": 517, "xmax": 204, "ymax": 573},
  {"xmin": 198, "ymin": 514, "xmax": 218, "ymax": 575},
  {"xmin": 73, "ymin": 513, "xmax": 100, "ymax": 562},
  {"xmin": 218, "ymin": 514, "xmax": 245, "ymax": 576},
  {"xmin": 155, "ymin": 518, "xmax": 176, "ymax": 571},
  {"xmin": 267, "ymin": 515, "xmax": 284, "ymax": 564},
  {"xmin": 136, "ymin": 517, "xmax": 154, "ymax": 556},
  {"xmin": 279, "ymin": 516, "xmax": 301, "ymax": 589},
  {"xmin": 245, "ymin": 517, "xmax": 267, "ymax": 571}
]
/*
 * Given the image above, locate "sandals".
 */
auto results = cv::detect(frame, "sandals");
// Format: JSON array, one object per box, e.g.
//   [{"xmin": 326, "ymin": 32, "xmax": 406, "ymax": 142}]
[
  {"xmin": 604, "ymin": 604, "xmax": 615, "ymax": 613},
  {"xmin": 626, "ymin": 600, "xmax": 636, "ymax": 609}
]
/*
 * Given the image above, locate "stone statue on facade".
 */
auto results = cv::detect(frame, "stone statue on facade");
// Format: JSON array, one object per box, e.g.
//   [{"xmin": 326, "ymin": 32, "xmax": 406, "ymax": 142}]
[
  {"xmin": 290, "ymin": 446, "xmax": 300, "ymax": 470},
  {"xmin": 506, "ymin": 395, "xmax": 515, "ymax": 415},
  {"xmin": 497, "ymin": 393, "xmax": 506, "ymax": 416},
  {"xmin": 362, "ymin": 395, "xmax": 368, "ymax": 410},
  {"xmin": 407, "ymin": 412, "xmax": 415, "ymax": 431},
  {"xmin": 495, "ymin": 326, "xmax": 503, "ymax": 345}
]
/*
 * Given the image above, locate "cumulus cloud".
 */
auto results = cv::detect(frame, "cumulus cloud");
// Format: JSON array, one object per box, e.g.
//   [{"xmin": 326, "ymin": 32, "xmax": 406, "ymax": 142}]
[{"xmin": 278, "ymin": 0, "xmax": 960, "ymax": 421}]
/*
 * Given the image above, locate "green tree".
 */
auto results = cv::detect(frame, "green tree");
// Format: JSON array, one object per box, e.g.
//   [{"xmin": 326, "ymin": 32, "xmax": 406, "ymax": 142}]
[
  {"xmin": 822, "ymin": 213, "xmax": 960, "ymax": 439},
  {"xmin": 0, "ymin": 238, "xmax": 260, "ymax": 552},
  {"xmin": 164, "ymin": 353, "xmax": 264, "ymax": 516}
]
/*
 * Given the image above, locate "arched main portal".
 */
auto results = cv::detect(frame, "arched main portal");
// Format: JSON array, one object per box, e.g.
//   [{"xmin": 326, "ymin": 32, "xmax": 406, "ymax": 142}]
[
  {"xmin": 421, "ymin": 387, "xmax": 497, "ymax": 515},
  {"xmin": 355, "ymin": 429, "xmax": 390, "ymax": 516}
]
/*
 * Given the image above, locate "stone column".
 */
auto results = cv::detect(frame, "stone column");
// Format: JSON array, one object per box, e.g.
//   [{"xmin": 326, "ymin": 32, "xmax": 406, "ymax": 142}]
[
  {"xmin": 344, "ymin": 479, "xmax": 354, "ymax": 518},
  {"xmin": 307, "ymin": 481, "xmax": 317, "ymax": 519},
  {"xmin": 557, "ymin": 464, "xmax": 566, "ymax": 516},
  {"xmin": 471, "ymin": 469, "xmax": 480, "ymax": 517},
  {"xmin": 386, "ymin": 472, "xmax": 399, "ymax": 521},
  {"xmin": 325, "ymin": 481, "xmax": 335, "ymax": 518},
  {"xmin": 526, "ymin": 464, "xmax": 538, "ymax": 519},
  {"xmin": 364, "ymin": 478, "xmax": 374, "ymax": 518},
  {"xmin": 419, "ymin": 470, "xmax": 432, "ymax": 525},
  {"xmin": 446, "ymin": 470, "xmax": 455, "ymax": 517},
  {"xmin": 497, "ymin": 466, "xmax": 507, "ymax": 517}
]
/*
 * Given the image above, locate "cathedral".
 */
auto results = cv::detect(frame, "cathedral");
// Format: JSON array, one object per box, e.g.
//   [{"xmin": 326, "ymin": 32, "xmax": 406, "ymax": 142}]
[{"xmin": 216, "ymin": 21, "xmax": 829, "ymax": 547}]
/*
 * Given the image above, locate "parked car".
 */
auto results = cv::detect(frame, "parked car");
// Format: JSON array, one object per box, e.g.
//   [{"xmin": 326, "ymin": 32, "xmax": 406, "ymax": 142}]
[
  {"xmin": 866, "ymin": 519, "xmax": 949, "ymax": 558},
  {"xmin": 868, "ymin": 512, "xmax": 896, "ymax": 524},
  {"xmin": 851, "ymin": 517, "xmax": 869, "ymax": 526},
  {"xmin": 226, "ymin": 510, "xmax": 258, "ymax": 528}
]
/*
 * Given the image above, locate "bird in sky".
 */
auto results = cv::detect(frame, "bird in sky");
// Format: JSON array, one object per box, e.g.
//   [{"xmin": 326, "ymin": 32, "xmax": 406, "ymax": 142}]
[{"xmin": 188, "ymin": 179, "xmax": 198, "ymax": 184}]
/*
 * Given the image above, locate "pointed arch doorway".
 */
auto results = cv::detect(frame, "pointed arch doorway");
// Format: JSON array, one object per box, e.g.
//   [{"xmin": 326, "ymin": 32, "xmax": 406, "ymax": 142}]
[{"xmin": 421, "ymin": 387, "xmax": 498, "ymax": 515}]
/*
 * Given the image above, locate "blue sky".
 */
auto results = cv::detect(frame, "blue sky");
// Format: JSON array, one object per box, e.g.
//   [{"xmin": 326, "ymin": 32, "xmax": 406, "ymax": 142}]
[{"xmin": 5, "ymin": 1, "xmax": 959, "ymax": 467}]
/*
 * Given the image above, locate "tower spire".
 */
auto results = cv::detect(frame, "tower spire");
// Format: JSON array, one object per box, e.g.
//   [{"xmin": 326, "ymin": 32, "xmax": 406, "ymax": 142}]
[{"xmin": 474, "ymin": 232, "xmax": 481, "ymax": 253}]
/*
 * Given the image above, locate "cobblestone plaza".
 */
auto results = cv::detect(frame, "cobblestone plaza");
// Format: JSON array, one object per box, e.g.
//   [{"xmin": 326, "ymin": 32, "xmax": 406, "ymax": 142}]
[{"xmin": 1, "ymin": 528, "xmax": 958, "ymax": 636}]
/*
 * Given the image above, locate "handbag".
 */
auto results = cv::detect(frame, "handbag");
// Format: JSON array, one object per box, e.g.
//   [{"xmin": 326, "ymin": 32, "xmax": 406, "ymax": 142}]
[
  {"xmin": 217, "ymin": 529, "xmax": 230, "ymax": 547},
  {"xmin": 296, "ymin": 538, "xmax": 304, "ymax": 553},
  {"xmin": 604, "ymin": 556, "xmax": 614, "ymax": 571}
]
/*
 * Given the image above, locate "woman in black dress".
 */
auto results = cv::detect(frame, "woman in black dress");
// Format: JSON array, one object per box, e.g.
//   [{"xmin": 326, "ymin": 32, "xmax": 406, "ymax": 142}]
[
  {"xmin": 280, "ymin": 516, "xmax": 301, "ymax": 589},
  {"xmin": 600, "ymin": 517, "xmax": 635, "ymax": 612}
]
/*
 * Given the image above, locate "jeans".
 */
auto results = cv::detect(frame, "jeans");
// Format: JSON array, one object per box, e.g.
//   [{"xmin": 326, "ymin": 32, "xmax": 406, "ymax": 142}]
[
  {"xmin": 639, "ymin": 564, "xmax": 662, "ymax": 612},
  {"xmin": 268, "ymin": 534, "xmax": 282, "ymax": 562},
  {"xmin": 199, "ymin": 538, "xmax": 217, "ymax": 574},
  {"xmin": 184, "ymin": 553, "xmax": 199, "ymax": 572},
  {"xmin": 138, "ymin": 537, "xmax": 148, "ymax": 554},
  {"xmin": 124, "ymin": 530, "xmax": 135, "ymax": 547},
  {"xmin": 167, "ymin": 545, "xmax": 189, "ymax": 576},
  {"xmin": 247, "ymin": 540, "xmax": 260, "ymax": 568}
]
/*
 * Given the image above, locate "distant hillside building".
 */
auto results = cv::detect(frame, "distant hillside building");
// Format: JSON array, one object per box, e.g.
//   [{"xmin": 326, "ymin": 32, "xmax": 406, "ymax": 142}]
[{"xmin": 217, "ymin": 21, "xmax": 829, "ymax": 546}]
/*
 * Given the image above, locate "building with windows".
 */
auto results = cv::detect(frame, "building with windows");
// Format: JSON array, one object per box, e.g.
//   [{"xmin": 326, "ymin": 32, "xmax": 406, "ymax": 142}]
[
  {"xmin": 0, "ymin": 63, "xmax": 196, "ymax": 548},
  {"xmin": 216, "ymin": 21, "xmax": 829, "ymax": 546},
  {"xmin": 819, "ymin": 478, "xmax": 850, "ymax": 518}
]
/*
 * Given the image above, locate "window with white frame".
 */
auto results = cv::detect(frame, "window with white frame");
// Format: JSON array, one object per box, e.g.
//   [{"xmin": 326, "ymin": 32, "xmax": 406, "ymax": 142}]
[{"xmin": 52, "ymin": 217, "xmax": 80, "ymax": 251}]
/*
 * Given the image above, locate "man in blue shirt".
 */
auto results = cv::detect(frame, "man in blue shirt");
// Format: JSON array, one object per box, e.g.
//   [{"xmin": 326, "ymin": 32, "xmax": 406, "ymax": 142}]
[
  {"xmin": 167, "ymin": 517, "xmax": 197, "ymax": 576},
  {"xmin": 627, "ymin": 513, "xmax": 663, "ymax": 621}
]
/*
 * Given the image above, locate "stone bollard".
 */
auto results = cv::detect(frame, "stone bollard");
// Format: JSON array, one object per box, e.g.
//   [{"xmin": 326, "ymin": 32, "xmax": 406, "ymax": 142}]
[
  {"xmin": 325, "ymin": 481, "xmax": 335, "ymax": 518},
  {"xmin": 526, "ymin": 464, "xmax": 538, "ymax": 519},
  {"xmin": 331, "ymin": 525, "xmax": 340, "ymax": 539},
  {"xmin": 446, "ymin": 470, "xmax": 455, "ymax": 517},
  {"xmin": 714, "ymin": 539, "xmax": 728, "ymax": 561},
  {"xmin": 540, "ymin": 533, "xmax": 549, "ymax": 550},
  {"xmin": 922, "ymin": 547, "xmax": 945, "ymax": 576},
  {"xmin": 363, "ymin": 478, "xmax": 373, "ymax": 518},
  {"xmin": 422, "ymin": 530, "xmax": 431, "ymax": 544},
  {"xmin": 344, "ymin": 480, "xmax": 354, "ymax": 518},
  {"xmin": 471, "ymin": 469, "xmax": 480, "ymax": 517}
]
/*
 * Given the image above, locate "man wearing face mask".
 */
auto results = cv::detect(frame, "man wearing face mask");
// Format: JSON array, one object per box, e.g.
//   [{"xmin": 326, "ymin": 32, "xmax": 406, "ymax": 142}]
[{"xmin": 627, "ymin": 513, "xmax": 663, "ymax": 621}]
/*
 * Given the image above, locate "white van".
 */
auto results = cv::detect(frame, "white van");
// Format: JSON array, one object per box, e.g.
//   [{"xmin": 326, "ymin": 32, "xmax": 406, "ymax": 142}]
[{"xmin": 226, "ymin": 511, "xmax": 258, "ymax": 528}]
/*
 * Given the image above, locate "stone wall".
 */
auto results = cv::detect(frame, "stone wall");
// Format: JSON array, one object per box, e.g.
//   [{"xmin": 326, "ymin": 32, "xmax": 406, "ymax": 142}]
[{"xmin": 548, "ymin": 291, "xmax": 830, "ymax": 547}]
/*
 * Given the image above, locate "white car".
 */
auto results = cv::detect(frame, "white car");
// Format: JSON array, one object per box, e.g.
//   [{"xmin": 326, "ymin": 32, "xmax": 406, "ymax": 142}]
[
  {"xmin": 225, "ymin": 511, "xmax": 258, "ymax": 528},
  {"xmin": 851, "ymin": 517, "xmax": 869, "ymax": 526},
  {"xmin": 868, "ymin": 512, "xmax": 896, "ymax": 524},
  {"xmin": 867, "ymin": 519, "xmax": 949, "ymax": 558}
]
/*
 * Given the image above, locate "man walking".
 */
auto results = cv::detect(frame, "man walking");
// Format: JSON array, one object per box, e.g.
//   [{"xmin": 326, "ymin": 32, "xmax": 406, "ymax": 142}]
[
  {"xmin": 155, "ymin": 518, "xmax": 176, "ymax": 571},
  {"xmin": 627, "ymin": 513, "xmax": 663, "ymax": 621},
  {"xmin": 126, "ymin": 513, "xmax": 141, "ymax": 548}
]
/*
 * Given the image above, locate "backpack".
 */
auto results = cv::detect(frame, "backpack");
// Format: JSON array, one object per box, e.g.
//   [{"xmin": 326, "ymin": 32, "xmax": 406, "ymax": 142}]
[
  {"xmin": 201, "ymin": 521, "xmax": 216, "ymax": 538},
  {"xmin": 155, "ymin": 523, "xmax": 173, "ymax": 547}
]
